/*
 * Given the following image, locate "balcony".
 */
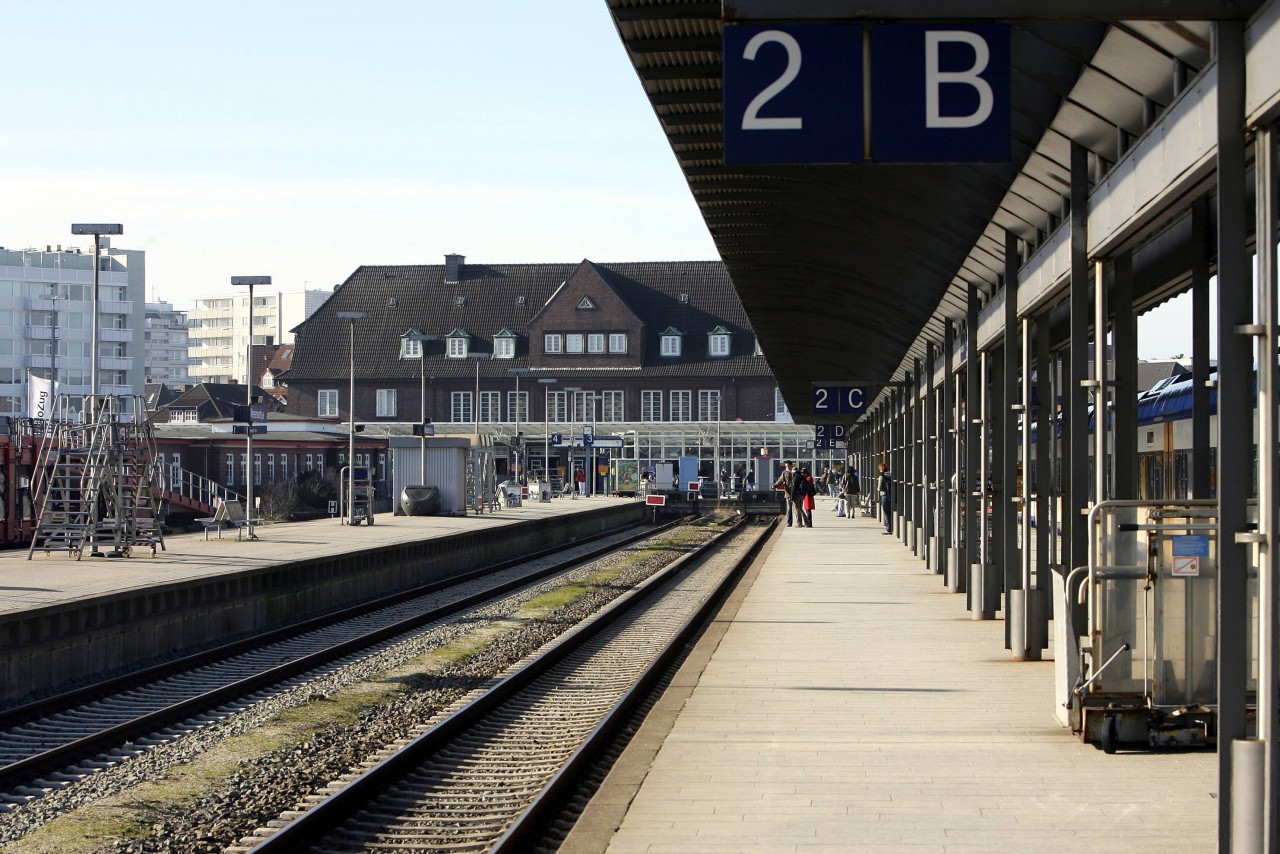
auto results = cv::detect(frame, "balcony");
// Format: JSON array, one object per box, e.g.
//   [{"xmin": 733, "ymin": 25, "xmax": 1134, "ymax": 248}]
[
  {"xmin": 99, "ymin": 328, "xmax": 134, "ymax": 343},
  {"xmin": 99, "ymin": 356, "xmax": 133, "ymax": 372}
]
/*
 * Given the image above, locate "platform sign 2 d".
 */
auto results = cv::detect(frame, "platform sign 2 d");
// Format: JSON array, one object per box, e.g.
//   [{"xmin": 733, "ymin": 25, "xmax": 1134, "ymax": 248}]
[
  {"xmin": 723, "ymin": 24, "xmax": 863, "ymax": 164},
  {"xmin": 871, "ymin": 24, "xmax": 1010, "ymax": 162},
  {"xmin": 725, "ymin": 22, "xmax": 1009, "ymax": 164},
  {"xmin": 814, "ymin": 423, "xmax": 847, "ymax": 449},
  {"xmin": 812, "ymin": 385, "xmax": 869, "ymax": 416}
]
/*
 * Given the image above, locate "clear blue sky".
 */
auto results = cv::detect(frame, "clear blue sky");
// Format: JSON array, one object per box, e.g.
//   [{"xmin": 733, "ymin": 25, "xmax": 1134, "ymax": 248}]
[
  {"xmin": 4, "ymin": 1, "xmax": 1199, "ymax": 359},
  {"xmin": 3, "ymin": 1, "xmax": 717, "ymax": 309}
]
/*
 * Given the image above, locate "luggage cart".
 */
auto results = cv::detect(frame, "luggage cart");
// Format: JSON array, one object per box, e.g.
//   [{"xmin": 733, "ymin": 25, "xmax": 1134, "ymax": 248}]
[{"xmin": 1067, "ymin": 499, "xmax": 1229, "ymax": 753}]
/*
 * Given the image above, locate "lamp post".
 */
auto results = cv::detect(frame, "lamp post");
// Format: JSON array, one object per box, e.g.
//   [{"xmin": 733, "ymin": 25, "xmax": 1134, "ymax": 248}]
[
  {"xmin": 539, "ymin": 378, "xmax": 557, "ymax": 486},
  {"xmin": 563, "ymin": 387, "xmax": 581, "ymax": 494},
  {"xmin": 507, "ymin": 367, "xmax": 530, "ymax": 483},
  {"xmin": 232, "ymin": 276, "xmax": 271, "ymax": 540},
  {"xmin": 70, "ymin": 224, "xmax": 123, "ymax": 417},
  {"xmin": 407, "ymin": 331, "xmax": 434, "ymax": 482},
  {"xmin": 337, "ymin": 311, "xmax": 367, "ymax": 525}
]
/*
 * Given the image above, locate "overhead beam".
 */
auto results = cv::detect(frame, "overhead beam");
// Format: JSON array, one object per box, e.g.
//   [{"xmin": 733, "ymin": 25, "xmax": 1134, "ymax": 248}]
[{"xmin": 723, "ymin": 0, "xmax": 1260, "ymax": 20}]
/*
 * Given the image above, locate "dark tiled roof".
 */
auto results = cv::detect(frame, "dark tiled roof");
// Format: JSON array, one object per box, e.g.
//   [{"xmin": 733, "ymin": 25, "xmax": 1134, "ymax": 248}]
[
  {"xmin": 152, "ymin": 382, "xmax": 286, "ymax": 423},
  {"xmin": 282, "ymin": 260, "xmax": 773, "ymax": 383}
]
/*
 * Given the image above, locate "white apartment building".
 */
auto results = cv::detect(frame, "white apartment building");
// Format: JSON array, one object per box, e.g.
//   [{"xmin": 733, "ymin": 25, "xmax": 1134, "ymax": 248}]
[
  {"xmin": 0, "ymin": 242, "xmax": 146, "ymax": 416},
  {"xmin": 187, "ymin": 288, "xmax": 327, "ymax": 384},
  {"xmin": 144, "ymin": 301, "xmax": 192, "ymax": 386}
]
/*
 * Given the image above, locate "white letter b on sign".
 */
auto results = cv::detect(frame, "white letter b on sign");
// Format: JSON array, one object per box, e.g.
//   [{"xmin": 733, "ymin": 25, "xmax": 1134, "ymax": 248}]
[{"xmin": 925, "ymin": 31, "xmax": 993, "ymax": 129}]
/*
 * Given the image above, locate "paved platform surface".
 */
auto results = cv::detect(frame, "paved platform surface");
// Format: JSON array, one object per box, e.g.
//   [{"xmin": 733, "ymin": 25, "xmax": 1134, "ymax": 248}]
[
  {"xmin": 587, "ymin": 497, "xmax": 1216, "ymax": 853},
  {"xmin": 0, "ymin": 496, "xmax": 634, "ymax": 616}
]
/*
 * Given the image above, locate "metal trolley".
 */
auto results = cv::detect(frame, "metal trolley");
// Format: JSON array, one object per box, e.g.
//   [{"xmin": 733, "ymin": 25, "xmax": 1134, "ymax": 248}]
[{"xmin": 1067, "ymin": 499, "xmax": 1228, "ymax": 753}]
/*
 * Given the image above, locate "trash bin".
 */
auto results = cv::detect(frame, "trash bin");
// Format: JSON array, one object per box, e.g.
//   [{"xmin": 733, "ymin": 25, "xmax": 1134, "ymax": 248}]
[{"xmin": 400, "ymin": 485, "xmax": 442, "ymax": 516}]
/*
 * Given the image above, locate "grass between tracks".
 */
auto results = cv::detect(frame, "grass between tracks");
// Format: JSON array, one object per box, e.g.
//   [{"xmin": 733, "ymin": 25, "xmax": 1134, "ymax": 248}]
[{"xmin": 3, "ymin": 521, "xmax": 720, "ymax": 852}]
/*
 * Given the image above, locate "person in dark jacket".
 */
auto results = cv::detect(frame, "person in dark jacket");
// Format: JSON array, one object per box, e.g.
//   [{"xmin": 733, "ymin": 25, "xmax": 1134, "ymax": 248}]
[
  {"xmin": 837, "ymin": 466, "xmax": 861, "ymax": 518},
  {"xmin": 791, "ymin": 465, "xmax": 817, "ymax": 527},
  {"xmin": 878, "ymin": 462, "xmax": 893, "ymax": 534},
  {"xmin": 773, "ymin": 460, "xmax": 796, "ymax": 526}
]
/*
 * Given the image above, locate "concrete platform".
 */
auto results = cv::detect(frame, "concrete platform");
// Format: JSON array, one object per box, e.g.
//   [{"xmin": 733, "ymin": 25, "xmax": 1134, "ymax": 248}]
[
  {"xmin": 0, "ymin": 496, "xmax": 642, "ymax": 702},
  {"xmin": 573, "ymin": 497, "xmax": 1216, "ymax": 853}
]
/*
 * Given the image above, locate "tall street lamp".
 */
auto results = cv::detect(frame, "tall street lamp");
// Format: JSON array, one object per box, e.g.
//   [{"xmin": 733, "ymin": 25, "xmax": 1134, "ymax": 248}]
[
  {"xmin": 406, "ymin": 330, "xmax": 434, "ymax": 483},
  {"xmin": 563, "ymin": 386, "xmax": 580, "ymax": 494},
  {"xmin": 70, "ymin": 223, "xmax": 123, "ymax": 417},
  {"xmin": 337, "ymin": 311, "xmax": 367, "ymax": 525},
  {"xmin": 507, "ymin": 367, "xmax": 529, "ymax": 483},
  {"xmin": 232, "ymin": 275, "xmax": 271, "ymax": 540},
  {"xmin": 539, "ymin": 378, "xmax": 557, "ymax": 488}
]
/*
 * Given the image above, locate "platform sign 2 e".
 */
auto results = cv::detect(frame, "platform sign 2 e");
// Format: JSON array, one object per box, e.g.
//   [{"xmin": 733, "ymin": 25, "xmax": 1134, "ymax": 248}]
[
  {"xmin": 813, "ymin": 385, "xmax": 868, "ymax": 416},
  {"xmin": 723, "ymin": 24, "xmax": 863, "ymax": 164}
]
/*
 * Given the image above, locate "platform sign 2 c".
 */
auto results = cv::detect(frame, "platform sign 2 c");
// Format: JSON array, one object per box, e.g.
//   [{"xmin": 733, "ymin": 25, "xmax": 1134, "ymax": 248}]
[
  {"xmin": 813, "ymin": 385, "xmax": 868, "ymax": 416},
  {"xmin": 723, "ymin": 24, "xmax": 863, "ymax": 164}
]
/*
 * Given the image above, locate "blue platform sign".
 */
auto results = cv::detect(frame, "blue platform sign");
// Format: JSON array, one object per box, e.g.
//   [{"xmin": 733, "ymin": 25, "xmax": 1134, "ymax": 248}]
[
  {"xmin": 871, "ymin": 23, "xmax": 1010, "ymax": 163},
  {"xmin": 550, "ymin": 433, "xmax": 563, "ymax": 446},
  {"xmin": 813, "ymin": 385, "xmax": 868, "ymax": 416},
  {"xmin": 815, "ymin": 424, "xmax": 829, "ymax": 448},
  {"xmin": 723, "ymin": 24, "xmax": 863, "ymax": 165},
  {"xmin": 812, "ymin": 386, "xmax": 841, "ymax": 416}
]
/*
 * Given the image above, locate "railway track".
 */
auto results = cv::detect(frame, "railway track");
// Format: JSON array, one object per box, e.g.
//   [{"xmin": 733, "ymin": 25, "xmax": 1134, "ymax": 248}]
[
  {"xmin": 237, "ymin": 516, "xmax": 774, "ymax": 853},
  {"xmin": 0, "ymin": 520, "xmax": 673, "ymax": 808}
]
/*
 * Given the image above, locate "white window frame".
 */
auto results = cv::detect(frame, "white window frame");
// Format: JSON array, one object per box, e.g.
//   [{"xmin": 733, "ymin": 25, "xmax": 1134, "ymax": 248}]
[
  {"xmin": 544, "ymin": 333, "xmax": 562, "ymax": 354},
  {"xmin": 661, "ymin": 334, "xmax": 681, "ymax": 357},
  {"xmin": 226, "ymin": 453, "xmax": 235, "ymax": 486},
  {"xmin": 709, "ymin": 334, "xmax": 731, "ymax": 357},
  {"xmin": 280, "ymin": 454, "xmax": 288, "ymax": 482},
  {"xmin": 451, "ymin": 391, "xmax": 473, "ymax": 423},
  {"xmin": 478, "ymin": 390, "xmax": 500, "ymax": 422},
  {"xmin": 601, "ymin": 390, "xmax": 624, "ymax": 422},
  {"xmin": 376, "ymin": 388, "xmax": 397, "ymax": 417},
  {"xmin": 547, "ymin": 391, "xmax": 567, "ymax": 422},
  {"xmin": 400, "ymin": 337, "xmax": 422, "ymax": 359},
  {"xmin": 268, "ymin": 453, "xmax": 276, "ymax": 483},
  {"xmin": 317, "ymin": 389, "xmax": 339, "ymax": 417},
  {"xmin": 641, "ymin": 390, "xmax": 662, "ymax": 422},
  {"xmin": 566, "ymin": 333, "xmax": 584, "ymax": 354},
  {"xmin": 447, "ymin": 336, "xmax": 469, "ymax": 358},
  {"xmin": 587, "ymin": 333, "xmax": 605, "ymax": 353},
  {"xmin": 608, "ymin": 333, "xmax": 627, "ymax": 353},
  {"xmin": 253, "ymin": 453, "xmax": 262, "ymax": 485},
  {"xmin": 670, "ymin": 390, "xmax": 692, "ymax": 422},
  {"xmin": 494, "ymin": 336, "xmax": 515, "ymax": 359},
  {"xmin": 698, "ymin": 389, "xmax": 721, "ymax": 422},
  {"xmin": 507, "ymin": 390, "xmax": 529, "ymax": 422}
]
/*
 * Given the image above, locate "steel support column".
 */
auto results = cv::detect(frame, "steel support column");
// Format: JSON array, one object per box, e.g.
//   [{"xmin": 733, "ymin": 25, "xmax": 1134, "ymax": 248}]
[
  {"xmin": 990, "ymin": 344, "xmax": 1007, "ymax": 624},
  {"xmin": 1255, "ymin": 122, "xmax": 1279, "ymax": 854},
  {"xmin": 926, "ymin": 349, "xmax": 938, "ymax": 570},
  {"xmin": 1035, "ymin": 314, "xmax": 1053, "ymax": 652},
  {"xmin": 1066, "ymin": 141, "xmax": 1091, "ymax": 582},
  {"xmin": 1192, "ymin": 197, "xmax": 1212, "ymax": 498},
  {"xmin": 943, "ymin": 324, "xmax": 956, "ymax": 584},
  {"xmin": 1215, "ymin": 19, "xmax": 1252, "ymax": 852},
  {"xmin": 1113, "ymin": 251, "xmax": 1137, "ymax": 500},
  {"xmin": 966, "ymin": 284, "xmax": 982, "ymax": 612},
  {"xmin": 1003, "ymin": 232, "xmax": 1021, "ymax": 648}
]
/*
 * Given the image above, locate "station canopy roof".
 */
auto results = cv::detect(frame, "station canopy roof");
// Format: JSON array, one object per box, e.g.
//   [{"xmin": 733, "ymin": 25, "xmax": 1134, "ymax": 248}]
[{"xmin": 606, "ymin": 1, "xmax": 1251, "ymax": 423}]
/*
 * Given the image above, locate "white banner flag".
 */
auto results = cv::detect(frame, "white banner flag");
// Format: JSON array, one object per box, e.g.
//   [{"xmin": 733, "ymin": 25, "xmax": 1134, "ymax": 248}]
[{"xmin": 27, "ymin": 373, "xmax": 57, "ymax": 420}]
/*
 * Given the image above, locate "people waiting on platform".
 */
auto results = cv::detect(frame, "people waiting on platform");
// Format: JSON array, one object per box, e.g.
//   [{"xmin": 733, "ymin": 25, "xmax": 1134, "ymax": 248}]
[{"xmin": 773, "ymin": 460, "xmax": 796, "ymax": 526}]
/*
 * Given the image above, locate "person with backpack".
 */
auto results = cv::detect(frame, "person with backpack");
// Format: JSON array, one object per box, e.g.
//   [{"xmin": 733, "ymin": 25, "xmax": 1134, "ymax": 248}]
[
  {"xmin": 792, "ymin": 465, "xmax": 817, "ymax": 527},
  {"xmin": 837, "ymin": 466, "xmax": 861, "ymax": 518}
]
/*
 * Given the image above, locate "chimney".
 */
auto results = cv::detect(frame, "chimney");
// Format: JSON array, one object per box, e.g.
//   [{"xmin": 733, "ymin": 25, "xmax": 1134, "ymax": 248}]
[{"xmin": 444, "ymin": 253, "xmax": 465, "ymax": 283}]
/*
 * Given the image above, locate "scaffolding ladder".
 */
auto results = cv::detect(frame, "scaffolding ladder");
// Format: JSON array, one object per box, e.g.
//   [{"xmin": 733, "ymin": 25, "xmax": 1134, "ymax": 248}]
[{"xmin": 28, "ymin": 395, "xmax": 164, "ymax": 559}]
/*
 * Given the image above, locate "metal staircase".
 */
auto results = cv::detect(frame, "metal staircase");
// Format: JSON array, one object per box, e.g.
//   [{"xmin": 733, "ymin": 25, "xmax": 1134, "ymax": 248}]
[{"xmin": 28, "ymin": 395, "xmax": 165, "ymax": 559}]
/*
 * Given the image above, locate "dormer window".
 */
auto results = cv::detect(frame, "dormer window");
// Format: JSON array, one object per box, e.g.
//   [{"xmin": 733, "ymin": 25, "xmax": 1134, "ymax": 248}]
[
  {"xmin": 493, "ymin": 328, "xmax": 516, "ymax": 359},
  {"xmin": 400, "ymin": 328, "xmax": 425, "ymax": 359},
  {"xmin": 447, "ymin": 328, "xmax": 470, "ymax": 358},
  {"xmin": 660, "ymin": 327, "xmax": 682, "ymax": 357},
  {"xmin": 708, "ymin": 326, "xmax": 732, "ymax": 358}
]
